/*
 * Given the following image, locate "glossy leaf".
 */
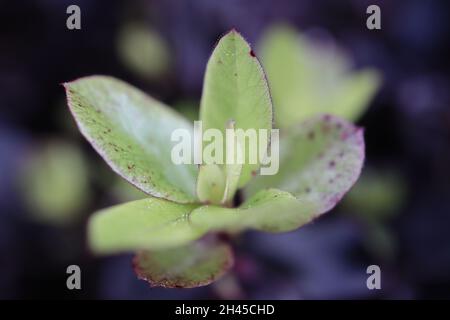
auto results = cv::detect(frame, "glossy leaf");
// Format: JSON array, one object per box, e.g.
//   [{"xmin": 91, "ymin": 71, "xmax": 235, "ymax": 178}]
[
  {"xmin": 259, "ymin": 25, "xmax": 380, "ymax": 128},
  {"xmin": 64, "ymin": 76, "xmax": 197, "ymax": 203},
  {"xmin": 200, "ymin": 30, "xmax": 273, "ymax": 187},
  {"xmin": 133, "ymin": 239, "xmax": 233, "ymax": 288},
  {"xmin": 245, "ymin": 114, "xmax": 365, "ymax": 215},
  {"xmin": 88, "ymin": 198, "xmax": 202, "ymax": 254}
]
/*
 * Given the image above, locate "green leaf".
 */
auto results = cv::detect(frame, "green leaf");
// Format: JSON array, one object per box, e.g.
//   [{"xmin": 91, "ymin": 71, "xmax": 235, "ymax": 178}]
[
  {"xmin": 332, "ymin": 69, "xmax": 381, "ymax": 122},
  {"xmin": 196, "ymin": 164, "xmax": 226, "ymax": 205},
  {"xmin": 259, "ymin": 25, "xmax": 380, "ymax": 128},
  {"xmin": 200, "ymin": 30, "xmax": 273, "ymax": 187},
  {"xmin": 88, "ymin": 198, "xmax": 203, "ymax": 254},
  {"xmin": 117, "ymin": 22, "xmax": 171, "ymax": 79},
  {"xmin": 196, "ymin": 121, "xmax": 243, "ymax": 205},
  {"xmin": 221, "ymin": 120, "xmax": 243, "ymax": 205},
  {"xmin": 221, "ymin": 160, "xmax": 242, "ymax": 205},
  {"xmin": 133, "ymin": 239, "xmax": 233, "ymax": 288},
  {"xmin": 343, "ymin": 169, "xmax": 406, "ymax": 222},
  {"xmin": 64, "ymin": 76, "xmax": 198, "ymax": 203},
  {"xmin": 245, "ymin": 114, "xmax": 365, "ymax": 215},
  {"xmin": 190, "ymin": 189, "xmax": 318, "ymax": 233},
  {"xmin": 19, "ymin": 141, "xmax": 90, "ymax": 225}
]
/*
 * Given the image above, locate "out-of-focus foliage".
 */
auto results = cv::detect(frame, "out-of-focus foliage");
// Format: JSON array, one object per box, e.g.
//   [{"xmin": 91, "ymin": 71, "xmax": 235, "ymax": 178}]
[
  {"xmin": 344, "ymin": 169, "xmax": 406, "ymax": 222},
  {"xmin": 173, "ymin": 100, "xmax": 199, "ymax": 122},
  {"xmin": 19, "ymin": 141, "xmax": 90, "ymax": 225},
  {"xmin": 343, "ymin": 169, "xmax": 407, "ymax": 261},
  {"xmin": 117, "ymin": 23, "xmax": 171, "ymax": 79},
  {"xmin": 111, "ymin": 177, "xmax": 147, "ymax": 202},
  {"xmin": 259, "ymin": 25, "xmax": 381, "ymax": 128}
]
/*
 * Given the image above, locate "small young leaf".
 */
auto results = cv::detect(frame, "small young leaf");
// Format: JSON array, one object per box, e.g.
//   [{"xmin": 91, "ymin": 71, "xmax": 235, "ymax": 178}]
[
  {"xmin": 88, "ymin": 198, "xmax": 203, "ymax": 254},
  {"xmin": 200, "ymin": 30, "xmax": 273, "ymax": 187},
  {"xmin": 245, "ymin": 114, "xmax": 365, "ymax": 215},
  {"xmin": 133, "ymin": 239, "xmax": 233, "ymax": 288},
  {"xmin": 221, "ymin": 120, "xmax": 243, "ymax": 205},
  {"xmin": 221, "ymin": 161, "xmax": 242, "ymax": 206},
  {"xmin": 64, "ymin": 76, "xmax": 197, "ymax": 203},
  {"xmin": 196, "ymin": 164, "xmax": 226, "ymax": 205},
  {"xmin": 259, "ymin": 25, "xmax": 380, "ymax": 128},
  {"xmin": 190, "ymin": 189, "xmax": 318, "ymax": 233}
]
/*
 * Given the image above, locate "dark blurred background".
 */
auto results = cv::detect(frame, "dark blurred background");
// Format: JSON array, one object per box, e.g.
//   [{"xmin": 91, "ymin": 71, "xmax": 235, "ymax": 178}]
[{"xmin": 1, "ymin": 0, "xmax": 450, "ymax": 299}]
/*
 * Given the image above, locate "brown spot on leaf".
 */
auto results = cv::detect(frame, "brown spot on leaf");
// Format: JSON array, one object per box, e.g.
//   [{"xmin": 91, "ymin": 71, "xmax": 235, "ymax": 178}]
[
  {"xmin": 249, "ymin": 50, "xmax": 256, "ymax": 57},
  {"xmin": 322, "ymin": 123, "xmax": 331, "ymax": 133}
]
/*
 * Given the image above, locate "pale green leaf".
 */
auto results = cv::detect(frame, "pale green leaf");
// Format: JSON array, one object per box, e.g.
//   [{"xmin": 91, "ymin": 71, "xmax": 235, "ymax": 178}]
[
  {"xmin": 196, "ymin": 164, "xmax": 226, "ymax": 205},
  {"xmin": 19, "ymin": 141, "xmax": 90, "ymax": 225},
  {"xmin": 88, "ymin": 198, "xmax": 203, "ymax": 254},
  {"xmin": 245, "ymin": 114, "xmax": 365, "ymax": 215},
  {"xmin": 344, "ymin": 169, "xmax": 406, "ymax": 221},
  {"xmin": 64, "ymin": 76, "xmax": 197, "ymax": 203},
  {"xmin": 133, "ymin": 239, "xmax": 233, "ymax": 288},
  {"xmin": 117, "ymin": 23, "xmax": 171, "ymax": 79},
  {"xmin": 259, "ymin": 25, "xmax": 380, "ymax": 128},
  {"xmin": 190, "ymin": 189, "xmax": 318, "ymax": 233},
  {"xmin": 221, "ymin": 120, "xmax": 243, "ymax": 205},
  {"xmin": 221, "ymin": 161, "xmax": 242, "ymax": 205},
  {"xmin": 200, "ymin": 30, "xmax": 273, "ymax": 187}
]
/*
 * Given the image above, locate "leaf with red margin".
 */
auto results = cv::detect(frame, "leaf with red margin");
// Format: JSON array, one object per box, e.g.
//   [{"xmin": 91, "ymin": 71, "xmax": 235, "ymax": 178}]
[
  {"xmin": 133, "ymin": 239, "xmax": 233, "ymax": 288},
  {"xmin": 64, "ymin": 76, "xmax": 198, "ymax": 203},
  {"xmin": 200, "ymin": 30, "xmax": 273, "ymax": 188},
  {"xmin": 245, "ymin": 114, "xmax": 365, "ymax": 216}
]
